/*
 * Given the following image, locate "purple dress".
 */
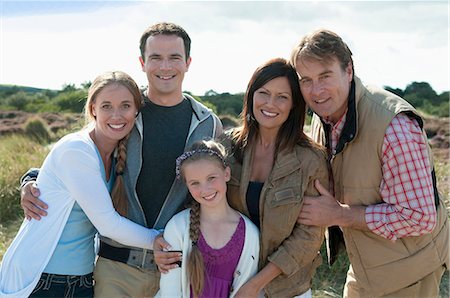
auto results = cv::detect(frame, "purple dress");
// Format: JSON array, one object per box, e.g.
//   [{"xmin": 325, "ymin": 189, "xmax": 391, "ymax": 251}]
[{"xmin": 193, "ymin": 217, "xmax": 245, "ymax": 298}]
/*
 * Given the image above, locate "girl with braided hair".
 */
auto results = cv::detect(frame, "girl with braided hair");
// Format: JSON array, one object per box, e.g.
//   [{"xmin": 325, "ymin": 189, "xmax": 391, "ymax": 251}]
[
  {"xmin": 0, "ymin": 71, "xmax": 160, "ymax": 298},
  {"xmin": 158, "ymin": 140, "xmax": 260, "ymax": 298}
]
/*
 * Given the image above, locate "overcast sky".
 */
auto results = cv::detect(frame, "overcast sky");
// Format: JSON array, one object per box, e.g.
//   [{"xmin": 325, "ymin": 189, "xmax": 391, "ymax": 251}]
[{"xmin": 1, "ymin": 1, "xmax": 448, "ymax": 95}]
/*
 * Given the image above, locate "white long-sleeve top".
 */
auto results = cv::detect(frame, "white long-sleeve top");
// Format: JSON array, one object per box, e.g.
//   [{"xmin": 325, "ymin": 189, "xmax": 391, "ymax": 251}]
[
  {"xmin": 158, "ymin": 209, "xmax": 260, "ymax": 298},
  {"xmin": 0, "ymin": 130, "xmax": 158, "ymax": 298}
]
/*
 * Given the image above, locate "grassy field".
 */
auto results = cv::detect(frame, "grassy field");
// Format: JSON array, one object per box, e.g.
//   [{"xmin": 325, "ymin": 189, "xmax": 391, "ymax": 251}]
[
  {"xmin": 0, "ymin": 133, "xmax": 448, "ymax": 297},
  {"xmin": 0, "ymin": 134, "xmax": 50, "ymax": 222}
]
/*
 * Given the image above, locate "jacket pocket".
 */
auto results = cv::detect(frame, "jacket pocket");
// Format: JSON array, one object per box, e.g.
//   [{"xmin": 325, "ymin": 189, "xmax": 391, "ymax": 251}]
[
  {"xmin": 269, "ymin": 188, "xmax": 300, "ymax": 208},
  {"xmin": 266, "ymin": 187, "xmax": 302, "ymax": 234}
]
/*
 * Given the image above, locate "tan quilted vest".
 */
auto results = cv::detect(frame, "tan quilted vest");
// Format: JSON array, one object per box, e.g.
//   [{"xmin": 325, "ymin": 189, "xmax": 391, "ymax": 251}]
[{"xmin": 310, "ymin": 77, "xmax": 449, "ymax": 295}]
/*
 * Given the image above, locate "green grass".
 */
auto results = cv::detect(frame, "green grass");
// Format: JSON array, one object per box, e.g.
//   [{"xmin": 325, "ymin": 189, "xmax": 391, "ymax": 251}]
[
  {"xmin": 0, "ymin": 219, "xmax": 22, "ymax": 260},
  {"xmin": 0, "ymin": 134, "xmax": 49, "ymax": 221},
  {"xmin": 312, "ymin": 244, "xmax": 349, "ymax": 297}
]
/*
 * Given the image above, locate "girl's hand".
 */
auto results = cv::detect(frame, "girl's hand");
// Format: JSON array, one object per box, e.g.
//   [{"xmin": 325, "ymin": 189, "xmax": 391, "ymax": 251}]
[{"xmin": 234, "ymin": 281, "xmax": 260, "ymax": 298}]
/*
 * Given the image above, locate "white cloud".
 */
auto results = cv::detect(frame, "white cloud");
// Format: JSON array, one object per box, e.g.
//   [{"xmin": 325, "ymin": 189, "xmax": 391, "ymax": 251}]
[{"xmin": 1, "ymin": 1, "xmax": 448, "ymax": 95}]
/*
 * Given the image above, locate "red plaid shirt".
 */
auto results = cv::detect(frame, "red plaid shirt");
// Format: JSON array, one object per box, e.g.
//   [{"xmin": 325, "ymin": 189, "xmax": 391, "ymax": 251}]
[{"xmin": 329, "ymin": 113, "xmax": 436, "ymax": 240}]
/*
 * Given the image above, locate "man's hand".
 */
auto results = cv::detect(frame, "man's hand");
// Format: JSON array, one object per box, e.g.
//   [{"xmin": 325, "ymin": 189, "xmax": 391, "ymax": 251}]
[
  {"xmin": 153, "ymin": 234, "xmax": 182, "ymax": 274},
  {"xmin": 298, "ymin": 180, "xmax": 368, "ymax": 230},
  {"xmin": 20, "ymin": 181, "xmax": 47, "ymax": 220},
  {"xmin": 298, "ymin": 179, "xmax": 342, "ymax": 227}
]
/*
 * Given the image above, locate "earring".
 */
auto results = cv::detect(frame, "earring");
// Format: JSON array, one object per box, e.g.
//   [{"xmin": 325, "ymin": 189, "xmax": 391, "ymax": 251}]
[{"xmin": 246, "ymin": 113, "xmax": 255, "ymax": 123}]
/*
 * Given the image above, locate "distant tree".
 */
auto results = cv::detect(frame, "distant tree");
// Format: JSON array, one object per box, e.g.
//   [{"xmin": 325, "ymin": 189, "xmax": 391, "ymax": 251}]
[
  {"xmin": 204, "ymin": 89, "xmax": 218, "ymax": 96},
  {"xmin": 201, "ymin": 92, "xmax": 243, "ymax": 118},
  {"xmin": 187, "ymin": 93, "xmax": 218, "ymax": 114},
  {"xmin": 61, "ymin": 83, "xmax": 77, "ymax": 92},
  {"xmin": 384, "ymin": 86, "xmax": 404, "ymax": 97},
  {"xmin": 23, "ymin": 92, "xmax": 51, "ymax": 113},
  {"xmin": 81, "ymin": 81, "xmax": 92, "ymax": 90},
  {"xmin": 54, "ymin": 90, "xmax": 87, "ymax": 113},
  {"xmin": 438, "ymin": 91, "xmax": 449, "ymax": 104},
  {"xmin": 404, "ymin": 94, "xmax": 424, "ymax": 108},
  {"xmin": 0, "ymin": 85, "xmax": 20, "ymax": 97},
  {"xmin": 44, "ymin": 89, "xmax": 58, "ymax": 98},
  {"xmin": 404, "ymin": 82, "xmax": 437, "ymax": 101},
  {"xmin": 5, "ymin": 91, "xmax": 30, "ymax": 110}
]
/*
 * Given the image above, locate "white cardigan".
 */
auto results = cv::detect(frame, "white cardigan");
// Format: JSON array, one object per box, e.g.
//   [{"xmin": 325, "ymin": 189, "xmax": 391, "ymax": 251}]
[
  {"xmin": 0, "ymin": 130, "xmax": 158, "ymax": 298},
  {"xmin": 158, "ymin": 209, "xmax": 260, "ymax": 298}
]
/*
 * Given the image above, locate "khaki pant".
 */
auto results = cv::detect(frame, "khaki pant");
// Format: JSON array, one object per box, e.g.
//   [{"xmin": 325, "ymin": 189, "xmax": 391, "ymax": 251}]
[
  {"xmin": 344, "ymin": 264, "xmax": 446, "ymax": 298},
  {"xmin": 94, "ymin": 256, "xmax": 160, "ymax": 298}
]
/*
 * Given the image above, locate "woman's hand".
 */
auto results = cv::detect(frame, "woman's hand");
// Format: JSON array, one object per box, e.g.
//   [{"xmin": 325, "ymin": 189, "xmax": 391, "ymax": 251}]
[
  {"xmin": 21, "ymin": 181, "xmax": 47, "ymax": 220},
  {"xmin": 153, "ymin": 234, "xmax": 182, "ymax": 274}
]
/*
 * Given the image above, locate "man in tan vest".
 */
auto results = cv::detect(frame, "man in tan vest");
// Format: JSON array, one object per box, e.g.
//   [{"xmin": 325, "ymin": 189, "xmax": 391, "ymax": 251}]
[{"xmin": 291, "ymin": 29, "xmax": 449, "ymax": 297}]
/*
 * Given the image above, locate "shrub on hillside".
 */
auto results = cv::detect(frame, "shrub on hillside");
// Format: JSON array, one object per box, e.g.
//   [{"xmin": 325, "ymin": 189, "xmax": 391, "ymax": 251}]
[
  {"xmin": 220, "ymin": 114, "xmax": 240, "ymax": 130},
  {"xmin": 53, "ymin": 90, "xmax": 87, "ymax": 113},
  {"xmin": 24, "ymin": 117, "xmax": 51, "ymax": 143}
]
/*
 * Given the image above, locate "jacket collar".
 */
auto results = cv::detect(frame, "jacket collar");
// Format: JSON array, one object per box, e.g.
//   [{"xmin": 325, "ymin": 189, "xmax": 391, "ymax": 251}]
[
  {"xmin": 242, "ymin": 143, "xmax": 301, "ymax": 184},
  {"xmin": 183, "ymin": 93, "xmax": 212, "ymax": 123},
  {"xmin": 134, "ymin": 92, "xmax": 213, "ymax": 139},
  {"xmin": 271, "ymin": 149, "xmax": 302, "ymax": 181}
]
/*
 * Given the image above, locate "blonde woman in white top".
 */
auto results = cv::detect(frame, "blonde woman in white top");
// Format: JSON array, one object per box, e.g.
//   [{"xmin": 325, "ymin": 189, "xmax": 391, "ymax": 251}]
[{"xmin": 0, "ymin": 71, "xmax": 159, "ymax": 298}]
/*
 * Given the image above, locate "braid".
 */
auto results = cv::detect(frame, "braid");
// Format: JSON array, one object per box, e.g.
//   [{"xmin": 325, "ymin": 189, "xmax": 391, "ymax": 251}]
[
  {"xmin": 115, "ymin": 134, "xmax": 129, "ymax": 175},
  {"xmin": 110, "ymin": 135, "xmax": 130, "ymax": 216},
  {"xmin": 188, "ymin": 200, "xmax": 205, "ymax": 297},
  {"xmin": 189, "ymin": 200, "xmax": 201, "ymax": 243}
]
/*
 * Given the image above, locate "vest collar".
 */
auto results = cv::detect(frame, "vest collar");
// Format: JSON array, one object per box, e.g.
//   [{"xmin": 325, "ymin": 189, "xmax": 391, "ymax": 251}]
[{"xmin": 321, "ymin": 79, "xmax": 357, "ymax": 155}]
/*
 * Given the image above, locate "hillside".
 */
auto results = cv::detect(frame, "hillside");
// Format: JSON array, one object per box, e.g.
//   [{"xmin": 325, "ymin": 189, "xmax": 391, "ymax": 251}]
[
  {"xmin": 0, "ymin": 84, "xmax": 53, "ymax": 94},
  {"xmin": 1, "ymin": 110, "xmax": 448, "ymax": 149},
  {"xmin": 0, "ymin": 111, "xmax": 81, "ymax": 135}
]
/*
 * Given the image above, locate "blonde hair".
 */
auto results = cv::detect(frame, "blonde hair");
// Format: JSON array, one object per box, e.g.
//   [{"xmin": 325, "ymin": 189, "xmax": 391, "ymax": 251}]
[
  {"xmin": 177, "ymin": 140, "xmax": 227, "ymax": 297},
  {"xmin": 84, "ymin": 71, "xmax": 143, "ymax": 215},
  {"xmin": 188, "ymin": 199, "xmax": 204, "ymax": 297}
]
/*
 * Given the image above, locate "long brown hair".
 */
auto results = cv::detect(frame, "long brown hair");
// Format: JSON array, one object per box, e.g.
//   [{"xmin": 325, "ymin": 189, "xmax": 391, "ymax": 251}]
[
  {"xmin": 85, "ymin": 71, "xmax": 143, "ymax": 216},
  {"xmin": 177, "ymin": 140, "xmax": 228, "ymax": 297},
  {"xmin": 231, "ymin": 58, "xmax": 313, "ymax": 163}
]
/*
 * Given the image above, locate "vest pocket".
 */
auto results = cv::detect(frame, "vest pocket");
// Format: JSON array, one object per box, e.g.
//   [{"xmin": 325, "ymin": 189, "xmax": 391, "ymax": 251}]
[{"xmin": 346, "ymin": 229, "xmax": 442, "ymax": 295}]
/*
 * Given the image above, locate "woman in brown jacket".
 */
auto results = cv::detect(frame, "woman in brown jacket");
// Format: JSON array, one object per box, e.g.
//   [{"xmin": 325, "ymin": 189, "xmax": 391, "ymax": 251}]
[{"xmin": 223, "ymin": 58, "xmax": 329, "ymax": 297}]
